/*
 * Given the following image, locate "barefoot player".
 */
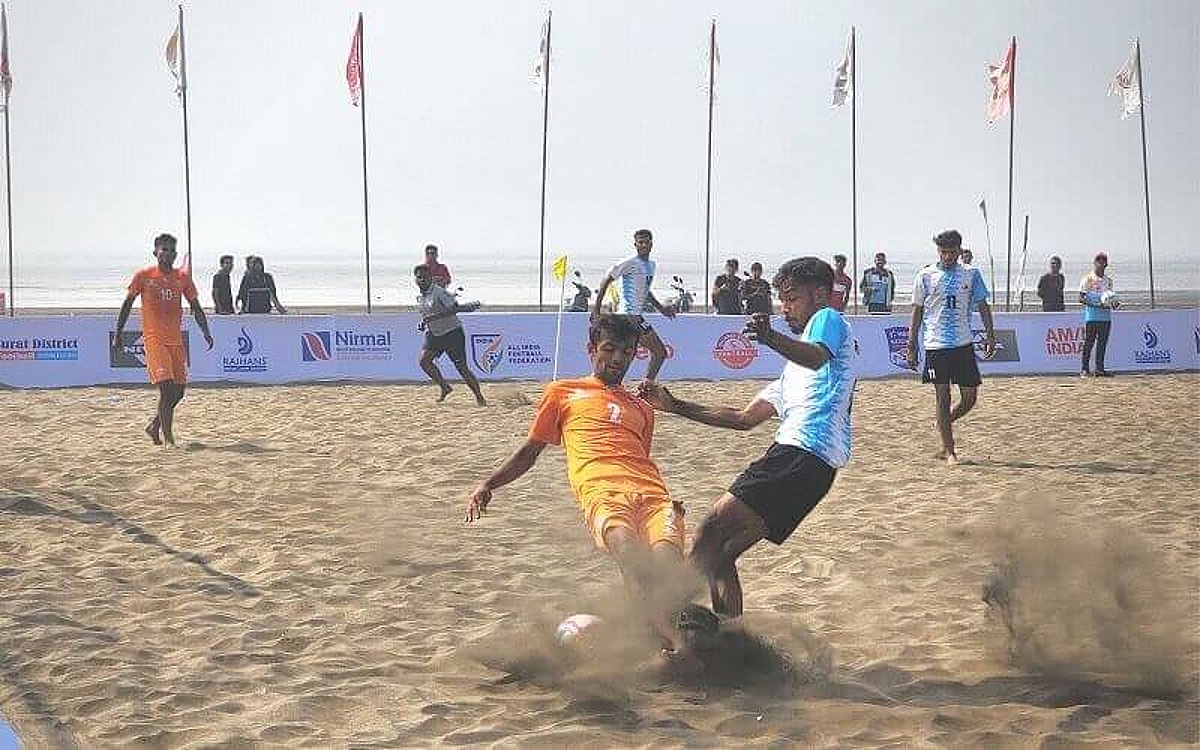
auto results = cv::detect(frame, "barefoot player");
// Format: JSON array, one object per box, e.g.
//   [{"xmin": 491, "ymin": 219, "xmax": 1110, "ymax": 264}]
[
  {"xmin": 113, "ymin": 233, "xmax": 214, "ymax": 446},
  {"xmin": 639, "ymin": 257, "xmax": 857, "ymax": 618},
  {"xmin": 593, "ymin": 229, "xmax": 676, "ymax": 381},
  {"xmin": 904, "ymin": 230, "xmax": 996, "ymax": 465},
  {"xmin": 466, "ymin": 314, "xmax": 690, "ymax": 653},
  {"xmin": 415, "ymin": 264, "xmax": 486, "ymax": 406}
]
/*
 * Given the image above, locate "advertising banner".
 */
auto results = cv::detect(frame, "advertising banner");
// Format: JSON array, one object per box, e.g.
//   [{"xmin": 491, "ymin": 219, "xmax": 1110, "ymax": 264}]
[{"xmin": 0, "ymin": 309, "xmax": 1196, "ymax": 389}]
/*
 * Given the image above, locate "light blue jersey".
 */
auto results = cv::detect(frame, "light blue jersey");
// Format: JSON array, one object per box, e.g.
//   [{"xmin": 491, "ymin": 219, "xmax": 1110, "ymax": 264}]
[
  {"xmin": 755, "ymin": 307, "xmax": 858, "ymax": 468},
  {"xmin": 607, "ymin": 255, "xmax": 656, "ymax": 315},
  {"xmin": 912, "ymin": 263, "xmax": 989, "ymax": 350},
  {"xmin": 1080, "ymin": 272, "xmax": 1113, "ymax": 323}
]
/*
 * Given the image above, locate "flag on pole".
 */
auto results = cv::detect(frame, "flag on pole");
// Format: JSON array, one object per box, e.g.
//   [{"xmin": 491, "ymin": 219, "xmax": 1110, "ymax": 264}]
[
  {"xmin": 986, "ymin": 39, "xmax": 1015, "ymax": 123},
  {"xmin": 165, "ymin": 17, "xmax": 185, "ymax": 97},
  {"xmin": 1, "ymin": 4, "xmax": 12, "ymax": 110},
  {"xmin": 978, "ymin": 198, "xmax": 987, "ymax": 221},
  {"xmin": 1108, "ymin": 40, "xmax": 1140, "ymax": 119},
  {"xmin": 831, "ymin": 30, "xmax": 853, "ymax": 107},
  {"xmin": 533, "ymin": 15, "xmax": 549, "ymax": 91},
  {"xmin": 552, "ymin": 254, "xmax": 568, "ymax": 281},
  {"xmin": 346, "ymin": 16, "xmax": 363, "ymax": 106}
]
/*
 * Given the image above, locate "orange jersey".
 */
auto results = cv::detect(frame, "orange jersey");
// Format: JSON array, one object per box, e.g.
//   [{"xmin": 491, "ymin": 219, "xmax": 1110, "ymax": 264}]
[
  {"xmin": 128, "ymin": 266, "xmax": 198, "ymax": 345},
  {"xmin": 528, "ymin": 376, "xmax": 669, "ymax": 500}
]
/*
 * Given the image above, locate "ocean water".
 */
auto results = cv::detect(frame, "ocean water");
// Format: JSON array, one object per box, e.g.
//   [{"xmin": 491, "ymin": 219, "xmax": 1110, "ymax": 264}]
[{"xmin": 5, "ymin": 249, "xmax": 1197, "ymax": 310}]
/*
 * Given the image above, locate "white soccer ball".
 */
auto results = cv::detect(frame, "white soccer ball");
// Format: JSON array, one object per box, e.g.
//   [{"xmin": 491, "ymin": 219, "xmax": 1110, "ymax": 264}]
[
  {"xmin": 1100, "ymin": 290, "xmax": 1119, "ymax": 308},
  {"xmin": 555, "ymin": 613, "xmax": 603, "ymax": 645}
]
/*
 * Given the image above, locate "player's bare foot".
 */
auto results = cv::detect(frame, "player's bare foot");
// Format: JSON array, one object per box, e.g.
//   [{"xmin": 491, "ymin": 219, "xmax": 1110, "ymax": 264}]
[
  {"xmin": 145, "ymin": 420, "xmax": 162, "ymax": 445},
  {"xmin": 933, "ymin": 448, "xmax": 948, "ymax": 460},
  {"xmin": 437, "ymin": 385, "xmax": 453, "ymax": 402},
  {"xmin": 944, "ymin": 452, "xmax": 960, "ymax": 465},
  {"xmin": 475, "ymin": 395, "xmax": 488, "ymax": 406}
]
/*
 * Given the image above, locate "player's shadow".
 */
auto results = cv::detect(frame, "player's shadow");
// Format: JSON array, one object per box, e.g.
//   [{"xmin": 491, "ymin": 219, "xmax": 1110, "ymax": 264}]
[
  {"xmin": 183, "ymin": 440, "xmax": 280, "ymax": 455},
  {"xmin": 962, "ymin": 458, "xmax": 1154, "ymax": 475},
  {"xmin": 0, "ymin": 490, "xmax": 260, "ymax": 598}
]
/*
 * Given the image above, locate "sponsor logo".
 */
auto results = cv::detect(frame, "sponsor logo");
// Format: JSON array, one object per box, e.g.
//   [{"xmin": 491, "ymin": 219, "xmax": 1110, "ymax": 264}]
[
  {"xmin": 109, "ymin": 331, "xmax": 191, "ymax": 368},
  {"xmin": 1133, "ymin": 323, "xmax": 1172, "ymax": 365},
  {"xmin": 635, "ymin": 342, "xmax": 675, "ymax": 360},
  {"xmin": 1045, "ymin": 325, "xmax": 1085, "ymax": 357},
  {"xmin": 222, "ymin": 326, "xmax": 269, "ymax": 372},
  {"xmin": 0, "ymin": 336, "xmax": 80, "ymax": 361},
  {"xmin": 885, "ymin": 326, "xmax": 911, "ymax": 369},
  {"xmin": 470, "ymin": 333, "xmax": 552, "ymax": 374},
  {"xmin": 301, "ymin": 329, "xmax": 393, "ymax": 362},
  {"xmin": 712, "ymin": 331, "xmax": 757, "ymax": 370},
  {"xmin": 973, "ymin": 328, "xmax": 1020, "ymax": 362}
]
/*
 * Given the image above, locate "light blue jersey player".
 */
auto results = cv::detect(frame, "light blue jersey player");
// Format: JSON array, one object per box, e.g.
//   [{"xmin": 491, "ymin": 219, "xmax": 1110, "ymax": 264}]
[
  {"xmin": 905, "ymin": 230, "xmax": 997, "ymax": 465},
  {"xmin": 594, "ymin": 229, "xmax": 676, "ymax": 380},
  {"xmin": 639, "ymin": 257, "xmax": 857, "ymax": 618}
]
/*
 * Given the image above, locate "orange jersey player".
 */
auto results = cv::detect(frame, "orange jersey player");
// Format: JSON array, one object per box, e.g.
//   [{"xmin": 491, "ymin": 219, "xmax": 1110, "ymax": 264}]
[
  {"xmin": 113, "ymin": 233, "xmax": 214, "ymax": 446},
  {"xmin": 466, "ymin": 314, "xmax": 691, "ymax": 655}
]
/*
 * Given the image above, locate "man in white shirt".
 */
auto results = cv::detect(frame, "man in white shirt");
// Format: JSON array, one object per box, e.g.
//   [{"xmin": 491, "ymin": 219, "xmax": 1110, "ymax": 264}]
[
  {"xmin": 415, "ymin": 265, "xmax": 486, "ymax": 405},
  {"xmin": 640, "ymin": 257, "xmax": 857, "ymax": 618},
  {"xmin": 593, "ymin": 229, "xmax": 677, "ymax": 380}
]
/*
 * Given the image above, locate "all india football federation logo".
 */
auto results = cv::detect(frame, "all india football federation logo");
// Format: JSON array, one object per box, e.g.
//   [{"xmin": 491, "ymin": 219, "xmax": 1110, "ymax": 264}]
[{"xmin": 471, "ymin": 334, "xmax": 505, "ymax": 373}]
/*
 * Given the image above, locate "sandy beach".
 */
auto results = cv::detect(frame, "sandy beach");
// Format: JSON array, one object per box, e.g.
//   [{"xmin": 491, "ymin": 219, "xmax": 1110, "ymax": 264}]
[{"xmin": 0, "ymin": 373, "xmax": 1196, "ymax": 747}]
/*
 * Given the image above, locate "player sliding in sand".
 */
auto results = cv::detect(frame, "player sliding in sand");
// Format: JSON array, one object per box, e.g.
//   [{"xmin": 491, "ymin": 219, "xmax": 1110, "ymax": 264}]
[
  {"xmin": 112, "ymin": 233, "xmax": 214, "ymax": 447},
  {"xmin": 639, "ymin": 257, "xmax": 857, "ymax": 618},
  {"xmin": 466, "ymin": 314, "xmax": 693, "ymax": 654},
  {"xmin": 904, "ymin": 230, "xmax": 996, "ymax": 465}
]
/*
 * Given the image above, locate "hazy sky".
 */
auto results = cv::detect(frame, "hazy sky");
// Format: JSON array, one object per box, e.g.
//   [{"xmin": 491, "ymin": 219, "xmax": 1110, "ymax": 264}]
[{"xmin": 4, "ymin": 0, "xmax": 1198, "ymax": 288}]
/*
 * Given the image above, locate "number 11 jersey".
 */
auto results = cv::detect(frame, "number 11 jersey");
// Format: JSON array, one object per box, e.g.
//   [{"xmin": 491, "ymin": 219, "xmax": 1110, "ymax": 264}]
[{"xmin": 912, "ymin": 263, "xmax": 990, "ymax": 351}]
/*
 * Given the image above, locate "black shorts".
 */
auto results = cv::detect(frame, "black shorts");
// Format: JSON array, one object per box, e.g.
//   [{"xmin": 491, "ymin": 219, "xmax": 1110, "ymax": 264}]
[
  {"xmin": 922, "ymin": 344, "xmax": 981, "ymax": 386},
  {"xmin": 729, "ymin": 444, "xmax": 837, "ymax": 545},
  {"xmin": 424, "ymin": 327, "xmax": 468, "ymax": 365}
]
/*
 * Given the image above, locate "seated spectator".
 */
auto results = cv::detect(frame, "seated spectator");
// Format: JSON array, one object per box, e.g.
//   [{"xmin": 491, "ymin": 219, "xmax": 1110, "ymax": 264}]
[
  {"xmin": 424, "ymin": 244, "xmax": 452, "ymax": 288},
  {"xmin": 237, "ymin": 256, "xmax": 287, "ymax": 314},
  {"xmin": 712, "ymin": 258, "xmax": 742, "ymax": 315},
  {"xmin": 741, "ymin": 262, "xmax": 772, "ymax": 315}
]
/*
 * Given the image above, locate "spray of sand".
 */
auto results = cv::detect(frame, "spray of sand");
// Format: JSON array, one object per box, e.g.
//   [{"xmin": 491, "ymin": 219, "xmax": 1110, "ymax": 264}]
[{"xmin": 977, "ymin": 495, "xmax": 1195, "ymax": 695}]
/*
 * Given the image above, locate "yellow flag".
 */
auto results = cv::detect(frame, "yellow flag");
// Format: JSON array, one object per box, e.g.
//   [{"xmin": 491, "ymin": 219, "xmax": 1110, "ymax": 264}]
[{"xmin": 552, "ymin": 254, "xmax": 568, "ymax": 281}]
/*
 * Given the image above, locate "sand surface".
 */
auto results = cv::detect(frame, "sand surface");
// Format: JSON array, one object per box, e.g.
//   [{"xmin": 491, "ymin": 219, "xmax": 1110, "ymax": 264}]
[{"xmin": 0, "ymin": 374, "xmax": 1197, "ymax": 748}]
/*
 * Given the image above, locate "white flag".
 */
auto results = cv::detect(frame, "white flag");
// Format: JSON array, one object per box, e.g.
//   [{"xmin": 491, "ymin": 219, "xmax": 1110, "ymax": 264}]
[
  {"xmin": 1108, "ymin": 41, "xmax": 1140, "ymax": 119},
  {"xmin": 533, "ymin": 14, "xmax": 549, "ymax": 91},
  {"xmin": 831, "ymin": 30, "xmax": 853, "ymax": 107},
  {"xmin": 165, "ymin": 18, "xmax": 185, "ymax": 97}
]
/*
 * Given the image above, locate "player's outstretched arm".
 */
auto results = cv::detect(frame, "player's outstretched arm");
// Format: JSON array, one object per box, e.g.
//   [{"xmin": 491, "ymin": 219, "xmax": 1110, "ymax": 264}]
[
  {"xmin": 466, "ymin": 439, "xmax": 547, "ymax": 522},
  {"xmin": 639, "ymin": 381, "xmax": 774, "ymax": 431},
  {"xmin": 744, "ymin": 314, "xmax": 829, "ymax": 371}
]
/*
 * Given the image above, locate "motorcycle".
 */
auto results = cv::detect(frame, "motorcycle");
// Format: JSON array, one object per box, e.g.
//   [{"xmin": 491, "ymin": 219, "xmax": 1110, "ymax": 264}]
[
  {"xmin": 562, "ymin": 271, "xmax": 592, "ymax": 312},
  {"xmin": 665, "ymin": 275, "xmax": 694, "ymax": 314}
]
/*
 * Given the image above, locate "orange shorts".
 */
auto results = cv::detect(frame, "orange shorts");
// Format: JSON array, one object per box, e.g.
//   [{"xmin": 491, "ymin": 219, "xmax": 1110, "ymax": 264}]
[
  {"xmin": 579, "ymin": 490, "xmax": 685, "ymax": 554},
  {"xmin": 145, "ymin": 341, "xmax": 188, "ymax": 384}
]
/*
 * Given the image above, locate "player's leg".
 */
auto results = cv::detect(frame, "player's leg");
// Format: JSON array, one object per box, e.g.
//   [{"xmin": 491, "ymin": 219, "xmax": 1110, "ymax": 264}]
[
  {"xmin": 640, "ymin": 325, "xmax": 668, "ymax": 381},
  {"xmin": 934, "ymin": 383, "xmax": 956, "ymax": 461},
  {"xmin": 688, "ymin": 493, "xmax": 767, "ymax": 617},
  {"xmin": 418, "ymin": 343, "xmax": 452, "ymax": 400},
  {"xmin": 1081, "ymin": 322, "xmax": 1098, "ymax": 375},
  {"xmin": 159, "ymin": 347, "xmax": 190, "ymax": 446},
  {"xmin": 445, "ymin": 329, "xmax": 487, "ymax": 406},
  {"xmin": 950, "ymin": 386, "xmax": 977, "ymax": 422},
  {"xmin": 1094, "ymin": 321, "xmax": 1112, "ymax": 375}
]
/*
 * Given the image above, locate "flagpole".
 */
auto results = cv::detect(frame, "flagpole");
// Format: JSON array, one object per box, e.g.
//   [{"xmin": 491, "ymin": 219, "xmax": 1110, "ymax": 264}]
[
  {"xmin": 1018, "ymin": 213, "xmax": 1029, "ymax": 310},
  {"xmin": 703, "ymin": 19, "xmax": 716, "ymax": 313},
  {"xmin": 178, "ymin": 5, "xmax": 193, "ymax": 275},
  {"xmin": 357, "ymin": 13, "xmax": 372, "ymax": 313},
  {"xmin": 552, "ymin": 269, "xmax": 566, "ymax": 379},
  {"xmin": 980, "ymin": 200, "xmax": 996, "ymax": 297},
  {"xmin": 1004, "ymin": 37, "xmax": 1016, "ymax": 311},
  {"xmin": 537, "ymin": 11, "xmax": 552, "ymax": 312},
  {"xmin": 850, "ymin": 26, "xmax": 858, "ymax": 315},
  {"xmin": 1132, "ymin": 36, "xmax": 1152, "ymax": 307},
  {"xmin": 2, "ymin": 0, "xmax": 11, "ymax": 315}
]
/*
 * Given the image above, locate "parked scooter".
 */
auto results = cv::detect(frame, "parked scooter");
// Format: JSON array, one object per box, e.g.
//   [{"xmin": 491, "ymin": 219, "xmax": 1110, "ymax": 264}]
[
  {"xmin": 665, "ymin": 275, "xmax": 694, "ymax": 313},
  {"xmin": 563, "ymin": 271, "xmax": 592, "ymax": 312}
]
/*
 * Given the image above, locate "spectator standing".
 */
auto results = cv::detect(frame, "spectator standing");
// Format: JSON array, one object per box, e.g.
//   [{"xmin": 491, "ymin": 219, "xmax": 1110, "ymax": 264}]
[
  {"xmin": 1079, "ymin": 253, "xmax": 1117, "ymax": 377},
  {"xmin": 861, "ymin": 252, "xmax": 896, "ymax": 313},
  {"xmin": 212, "ymin": 255, "xmax": 235, "ymax": 314},
  {"xmin": 713, "ymin": 258, "xmax": 742, "ymax": 315},
  {"xmin": 961, "ymin": 248, "xmax": 974, "ymax": 267},
  {"xmin": 741, "ymin": 262, "xmax": 772, "ymax": 315},
  {"xmin": 424, "ymin": 244, "xmax": 452, "ymax": 288},
  {"xmin": 1037, "ymin": 256, "xmax": 1066, "ymax": 312},
  {"xmin": 830, "ymin": 254, "xmax": 852, "ymax": 312}
]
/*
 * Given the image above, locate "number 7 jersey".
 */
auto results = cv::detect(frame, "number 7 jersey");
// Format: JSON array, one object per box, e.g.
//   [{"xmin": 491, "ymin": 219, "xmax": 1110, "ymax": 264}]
[
  {"xmin": 912, "ymin": 263, "xmax": 990, "ymax": 351},
  {"xmin": 527, "ymin": 376, "xmax": 670, "ymax": 501}
]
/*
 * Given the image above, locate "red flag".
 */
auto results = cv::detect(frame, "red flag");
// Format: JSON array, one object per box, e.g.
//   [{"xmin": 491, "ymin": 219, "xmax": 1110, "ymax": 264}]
[
  {"xmin": 986, "ymin": 38, "xmax": 1015, "ymax": 123},
  {"xmin": 1, "ymin": 4, "xmax": 12, "ymax": 109},
  {"xmin": 346, "ymin": 15, "xmax": 363, "ymax": 106}
]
